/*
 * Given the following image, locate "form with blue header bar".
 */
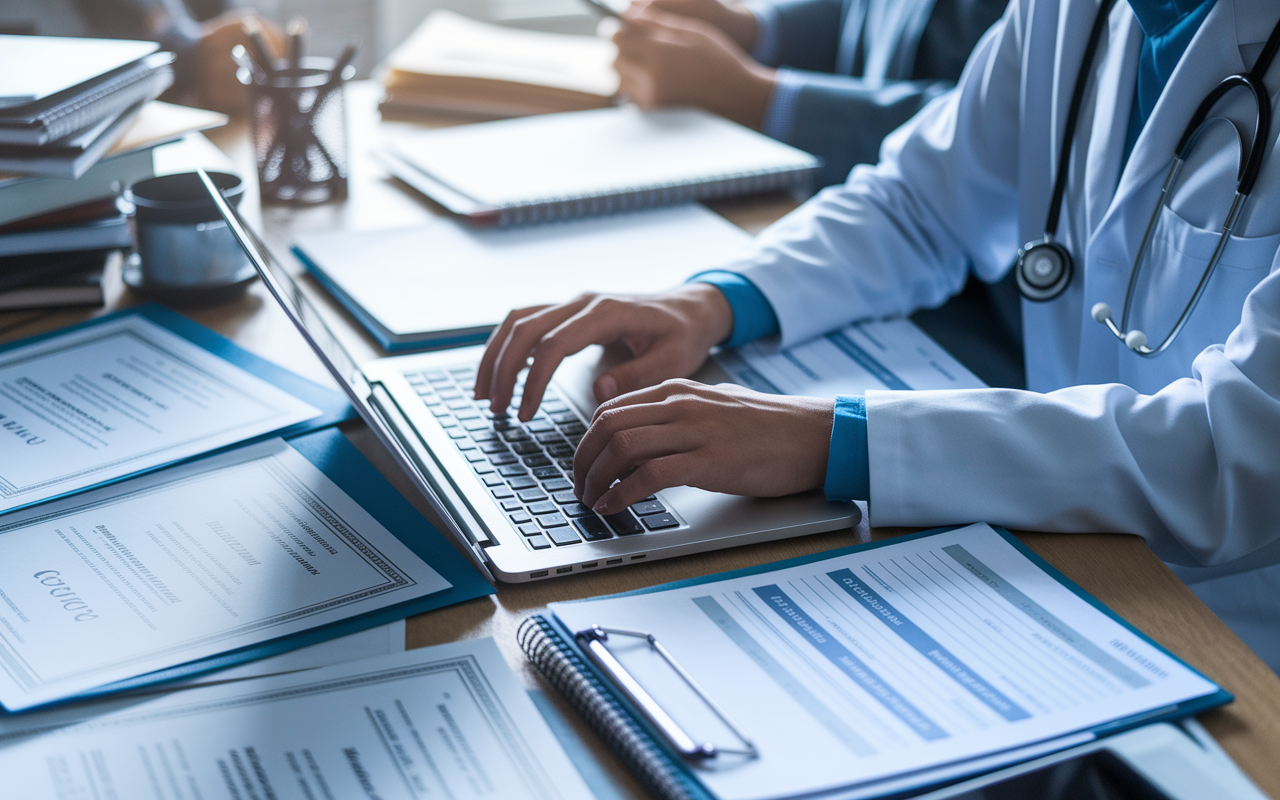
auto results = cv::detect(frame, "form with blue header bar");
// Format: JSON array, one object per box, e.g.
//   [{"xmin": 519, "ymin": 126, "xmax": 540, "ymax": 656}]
[
  {"xmin": 550, "ymin": 523, "xmax": 1221, "ymax": 800},
  {"xmin": 714, "ymin": 317, "xmax": 986, "ymax": 397}
]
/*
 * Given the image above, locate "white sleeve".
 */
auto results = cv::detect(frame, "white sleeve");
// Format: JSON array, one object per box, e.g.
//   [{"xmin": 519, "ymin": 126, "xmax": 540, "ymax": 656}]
[
  {"xmin": 869, "ymin": 258, "xmax": 1280, "ymax": 573},
  {"xmin": 719, "ymin": 0, "xmax": 1025, "ymax": 348}
]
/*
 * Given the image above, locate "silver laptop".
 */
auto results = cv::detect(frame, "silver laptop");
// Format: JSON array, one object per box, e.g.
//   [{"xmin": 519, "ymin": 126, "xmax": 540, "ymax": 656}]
[{"xmin": 203, "ymin": 173, "xmax": 859, "ymax": 583}]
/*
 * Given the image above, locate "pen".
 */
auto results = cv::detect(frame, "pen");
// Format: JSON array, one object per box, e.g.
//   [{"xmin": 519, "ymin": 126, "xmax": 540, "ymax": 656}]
[
  {"xmin": 287, "ymin": 17, "xmax": 308, "ymax": 72},
  {"xmin": 326, "ymin": 39, "xmax": 361, "ymax": 90},
  {"xmin": 241, "ymin": 17, "xmax": 277, "ymax": 74},
  {"xmin": 578, "ymin": 0, "xmax": 623, "ymax": 18}
]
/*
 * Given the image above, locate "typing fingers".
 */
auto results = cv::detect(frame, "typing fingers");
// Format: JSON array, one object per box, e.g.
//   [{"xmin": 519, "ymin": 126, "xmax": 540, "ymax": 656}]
[
  {"xmin": 594, "ymin": 453, "xmax": 695, "ymax": 515},
  {"xmin": 576, "ymin": 382, "xmax": 837, "ymax": 512},
  {"xmin": 573, "ymin": 394, "xmax": 684, "ymax": 499},
  {"xmin": 518, "ymin": 295, "xmax": 667, "ymax": 421},
  {"xmin": 482, "ymin": 296, "xmax": 593, "ymax": 414},
  {"xmin": 475, "ymin": 304, "xmax": 549, "ymax": 401}
]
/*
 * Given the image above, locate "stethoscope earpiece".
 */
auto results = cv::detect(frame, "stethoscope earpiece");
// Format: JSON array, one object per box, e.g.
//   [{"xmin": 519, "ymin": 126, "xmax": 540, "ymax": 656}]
[{"xmin": 1091, "ymin": 303, "xmax": 1150, "ymax": 352}]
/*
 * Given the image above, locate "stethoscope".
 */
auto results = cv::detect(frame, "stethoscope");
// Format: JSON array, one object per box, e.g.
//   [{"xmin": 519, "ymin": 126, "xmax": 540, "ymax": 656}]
[{"xmin": 1016, "ymin": 0, "xmax": 1280, "ymax": 356}]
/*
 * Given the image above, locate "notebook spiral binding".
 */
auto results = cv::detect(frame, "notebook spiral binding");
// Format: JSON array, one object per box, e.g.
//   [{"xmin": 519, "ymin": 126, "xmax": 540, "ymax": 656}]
[
  {"xmin": 517, "ymin": 615, "xmax": 712, "ymax": 800},
  {"xmin": 493, "ymin": 165, "xmax": 818, "ymax": 227}
]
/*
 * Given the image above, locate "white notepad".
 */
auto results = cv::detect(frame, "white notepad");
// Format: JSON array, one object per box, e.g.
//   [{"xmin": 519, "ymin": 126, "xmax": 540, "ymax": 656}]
[
  {"xmin": 292, "ymin": 203, "xmax": 754, "ymax": 350},
  {"xmin": 0, "ymin": 36, "xmax": 158, "ymax": 107},
  {"xmin": 377, "ymin": 106, "xmax": 820, "ymax": 225}
]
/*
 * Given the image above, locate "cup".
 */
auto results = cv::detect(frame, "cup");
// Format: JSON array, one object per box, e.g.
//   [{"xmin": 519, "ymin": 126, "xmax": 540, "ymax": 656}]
[
  {"xmin": 241, "ymin": 56, "xmax": 351, "ymax": 204},
  {"xmin": 121, "ymin": 171, "xmax": 257, "ymax": 305}
]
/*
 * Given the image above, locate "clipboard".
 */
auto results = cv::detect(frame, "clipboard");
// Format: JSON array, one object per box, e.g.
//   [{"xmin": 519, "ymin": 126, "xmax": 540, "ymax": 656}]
[{"xmin": 519, "ymin": 525, "xmax": 1234, "ymax": 800}]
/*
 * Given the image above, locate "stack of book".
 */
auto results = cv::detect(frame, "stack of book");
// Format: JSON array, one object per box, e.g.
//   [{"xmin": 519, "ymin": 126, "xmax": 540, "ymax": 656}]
[
  {"xmin": 0, "ymin": 35, "xmax": 175, "ymax": 179},
  {"xmin": 380, "ymin": 11, "xmax": 619, "ymax": 119},
  {"xmin": 0, "ymin": 36, "xmax": 227, "ymax": 311}
]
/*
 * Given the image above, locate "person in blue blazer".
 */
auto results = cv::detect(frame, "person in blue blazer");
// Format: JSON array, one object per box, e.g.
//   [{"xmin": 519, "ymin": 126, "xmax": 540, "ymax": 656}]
[{"xmin": 612, "ymin": 0, "xmax": 1007, "ymax": 187}]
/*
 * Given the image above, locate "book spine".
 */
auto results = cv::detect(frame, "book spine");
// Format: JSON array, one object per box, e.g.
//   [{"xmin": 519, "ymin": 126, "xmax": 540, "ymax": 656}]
[
  {"xmin": 0, "ymin": 150, "xmax": 155, "ymax": 227},
  {"xmin": 494, "ymin": 164, "xmax": 821, "ymax": 227},
  {"xmin": 517, "ymin": 616, "xmax": 711, "ymax": 800}
]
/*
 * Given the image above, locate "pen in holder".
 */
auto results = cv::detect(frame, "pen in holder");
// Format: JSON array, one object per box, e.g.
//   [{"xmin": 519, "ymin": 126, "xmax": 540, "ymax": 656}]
[{"xmin": 236, "ymin": 40, "xmax": 358, "ymax": 205}]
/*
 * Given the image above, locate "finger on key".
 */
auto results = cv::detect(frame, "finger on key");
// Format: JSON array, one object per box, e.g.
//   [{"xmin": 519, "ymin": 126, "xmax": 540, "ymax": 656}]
[
  {"xmin": 517, "ymin": 301, "xmax": 641, "ymax": 420},
  {"xmin": 574, "ymin": 394, "xmax": 678, "ymax": 497},
  {"xmin": 579, "ymin": 423, "xmax": 688, "ymax": 508},
  {"xmin": 487, "ymin": 298, "xmax": 590, "ymax": 413},
  {"xmin": 475, "ymin": 305, "xmax": 547, "ymax": 401},
  {"xmin": 593, "ymin": 453, "xmax": 693, "ymax": 515}
]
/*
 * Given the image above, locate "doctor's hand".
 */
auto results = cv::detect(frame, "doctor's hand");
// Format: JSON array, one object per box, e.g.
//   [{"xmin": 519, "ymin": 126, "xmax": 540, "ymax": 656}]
[
  {"xmin": 612, "ymin": 6, "xmax": 776, "ymax": 129},
  {"xmin": 474, "ymin": 284, "xmax": 733, "ymax": 421},
  {"xmin": 575, "ymin": 380, "xmax": 834, "ymax": 514},
  {"xmin": 625, "ymin": 0, "xmax": 759, "ymax": 51}
]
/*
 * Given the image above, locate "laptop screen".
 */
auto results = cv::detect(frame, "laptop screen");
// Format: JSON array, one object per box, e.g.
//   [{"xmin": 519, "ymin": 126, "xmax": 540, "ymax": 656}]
[{"xmin": 198, "ymin": 170, "xmax": 366, "ymax": 400}]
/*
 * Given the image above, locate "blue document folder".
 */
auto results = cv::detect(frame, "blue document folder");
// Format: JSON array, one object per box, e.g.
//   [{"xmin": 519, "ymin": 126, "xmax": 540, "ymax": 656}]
[
  {"xmin": 0, "ymin": 304, "xmax": 354, "ymax": 514},
  {"xmin": 1, "ymin": 427, "xmax": 492, "ymax": 711}
]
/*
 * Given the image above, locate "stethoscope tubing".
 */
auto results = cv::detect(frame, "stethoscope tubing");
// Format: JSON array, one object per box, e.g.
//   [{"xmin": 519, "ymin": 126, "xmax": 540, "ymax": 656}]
[{"xmin": 1023, "ymin": 4, "xmax": 1280, "ymax": 357}]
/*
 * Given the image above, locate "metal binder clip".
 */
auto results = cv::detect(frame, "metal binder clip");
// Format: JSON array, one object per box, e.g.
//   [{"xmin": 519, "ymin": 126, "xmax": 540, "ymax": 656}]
[{"xmin": 575, "ymin": 625, "xmax": 759, "ymax": 761}]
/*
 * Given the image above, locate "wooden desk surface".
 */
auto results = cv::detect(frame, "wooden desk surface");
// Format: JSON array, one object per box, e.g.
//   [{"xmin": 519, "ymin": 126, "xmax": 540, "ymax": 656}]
[{"xmin": 2, "ymin": 84, "xmax": 1277, "ymax": 797}]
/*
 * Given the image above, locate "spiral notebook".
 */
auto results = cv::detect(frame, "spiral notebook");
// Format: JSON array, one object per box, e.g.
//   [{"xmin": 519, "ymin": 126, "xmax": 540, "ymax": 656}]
[
  {"xmin": 375, "ymin": 106, "xmax": 820, "ymax": 226},
  {"xmin": 519, "ymin": 523, "xmax": 1229, "ymax": 800}
]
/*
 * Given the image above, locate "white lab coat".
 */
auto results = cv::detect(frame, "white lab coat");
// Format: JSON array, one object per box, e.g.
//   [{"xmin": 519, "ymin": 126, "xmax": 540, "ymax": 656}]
[{"xmin": 720, "ymin": 0, "xmax": 1280, "ymax": 660}]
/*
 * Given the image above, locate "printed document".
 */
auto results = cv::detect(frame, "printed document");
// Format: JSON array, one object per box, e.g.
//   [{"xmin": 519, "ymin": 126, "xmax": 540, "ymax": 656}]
[
  {"xmin": 715, "ymin": 317, "xmax": 987, "ymax": 396},
  {"xmin": 0, "ymin": 439, "xmax": 450, "ymax": 710},
  {"xmin": 0, "ymin": 315, "xmax": 321, "ymax": 512},
  {"xmin": 0, "ymin": 639, "xmax": 596, "ymax": 800},
  {"xmin": 551, "ymin": 523, "xmax": 1219, "ymax": 800}
]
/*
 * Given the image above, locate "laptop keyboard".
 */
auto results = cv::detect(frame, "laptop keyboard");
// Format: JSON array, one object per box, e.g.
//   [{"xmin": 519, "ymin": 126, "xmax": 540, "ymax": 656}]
[{"xmin": 404, "ymin": 366, "xmax": 681, "ymax": 550}]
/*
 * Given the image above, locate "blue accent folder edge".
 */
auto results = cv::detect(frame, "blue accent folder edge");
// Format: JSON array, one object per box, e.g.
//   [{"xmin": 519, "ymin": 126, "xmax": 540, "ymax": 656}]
[
  {"xmin": 0, "ymin": 304, "xmax": 355, "ymax": 515},
  {"xmin": 4, "ymin": 427, "xmax": 492, "ymax": 712}
]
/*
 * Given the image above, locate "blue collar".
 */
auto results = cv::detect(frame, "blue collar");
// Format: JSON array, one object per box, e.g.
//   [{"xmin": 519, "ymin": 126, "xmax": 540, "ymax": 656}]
[{"xmin": 1128, "ymin": 0, "xmax": 1214, "ymax": 38}]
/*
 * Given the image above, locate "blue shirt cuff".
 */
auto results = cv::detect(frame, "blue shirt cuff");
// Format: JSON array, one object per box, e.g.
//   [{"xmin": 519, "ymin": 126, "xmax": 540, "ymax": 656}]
[
  {"xmin": 760, "ymin": 68, "xmax": 804, "ymax": 143},
  {"xmin": 824, "ymin": 395, "xmax": 870, "ymax": 502},
  {"xmin": 688, "ymin": 270, "xmax": 780, "ymax": 348},
  {"xmin": 744, "ymin": 0, "xmax": 782, "ymax": 64}
]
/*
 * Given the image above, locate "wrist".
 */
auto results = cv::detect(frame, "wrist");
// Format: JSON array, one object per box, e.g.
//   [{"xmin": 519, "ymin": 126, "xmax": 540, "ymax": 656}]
[
  {"xmin": 673, "ymin": 282, "xmax": 735, "ymax": 350},
  {"xmin": 719, "ymin": 3, "xmax": 759, "ymax": 51},
  {"xmin": 711, "ymin": 61, "xmax": 776, "ymax": 130}
]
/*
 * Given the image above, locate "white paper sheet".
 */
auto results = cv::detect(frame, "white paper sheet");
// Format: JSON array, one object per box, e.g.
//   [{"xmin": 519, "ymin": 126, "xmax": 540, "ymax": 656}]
[
  {"xmin": 294, "ymin": 203, "xmax": 754, "ymax": 341},
  {"xmin": 167, "ymin": 619, "xmax": 407, "ymax": 690},
  {"xmin": 0, "ymin": 622, "xmax": 408, "ymax": 738},
  {"xmin": 0, "ymin": 439, "xmax": 449, "ymax": 710},
  {"xmin": 0, "ymin": 315, "xmax": 322, "ymax": 512},
  {"xmin": 715, "ymin": 317, "xmax": 987, "ymax": 396},
  {"xmin": 551, "ymin": 523, "xmax": 1219, "ymax": 800},
  {"xmin": 0, "ymin": 639, "xmax": 595, "ymax": 800}
]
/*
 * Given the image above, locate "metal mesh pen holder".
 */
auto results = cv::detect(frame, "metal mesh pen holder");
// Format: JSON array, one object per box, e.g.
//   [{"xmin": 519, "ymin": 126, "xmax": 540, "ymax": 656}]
[{"xmin": 243, "ymin": 57, "xmax": 352, "ymax": 204}]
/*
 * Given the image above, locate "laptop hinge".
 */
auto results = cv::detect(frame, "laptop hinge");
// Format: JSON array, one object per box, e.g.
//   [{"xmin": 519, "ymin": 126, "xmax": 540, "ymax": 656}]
[{"xmin": 367, "ymin": 383, "xmax": 498, "ymax": 576}]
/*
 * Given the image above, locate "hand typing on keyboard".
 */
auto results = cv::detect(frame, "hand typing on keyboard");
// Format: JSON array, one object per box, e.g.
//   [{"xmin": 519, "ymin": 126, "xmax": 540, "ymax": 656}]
[
  {"xmin": 471, "ymin": 286, "xmax": 837, "ymax": 519},
  {"xmin": 411, "ymin": 365, "xmax": 686, "ymax": 549},
  {"xmin": 573, "ymin": 380, "xmax": 834, "ymax": 515},
  {"xmin": 473, "ymin": 284, "xmax": 732, "ymax": 422}
]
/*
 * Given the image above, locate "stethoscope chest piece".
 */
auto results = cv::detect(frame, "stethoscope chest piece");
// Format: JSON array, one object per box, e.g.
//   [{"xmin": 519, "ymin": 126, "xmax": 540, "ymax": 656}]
[{"xmin": 1016, "ymin": 239, "xmax": 1073, "ymax": 302}]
